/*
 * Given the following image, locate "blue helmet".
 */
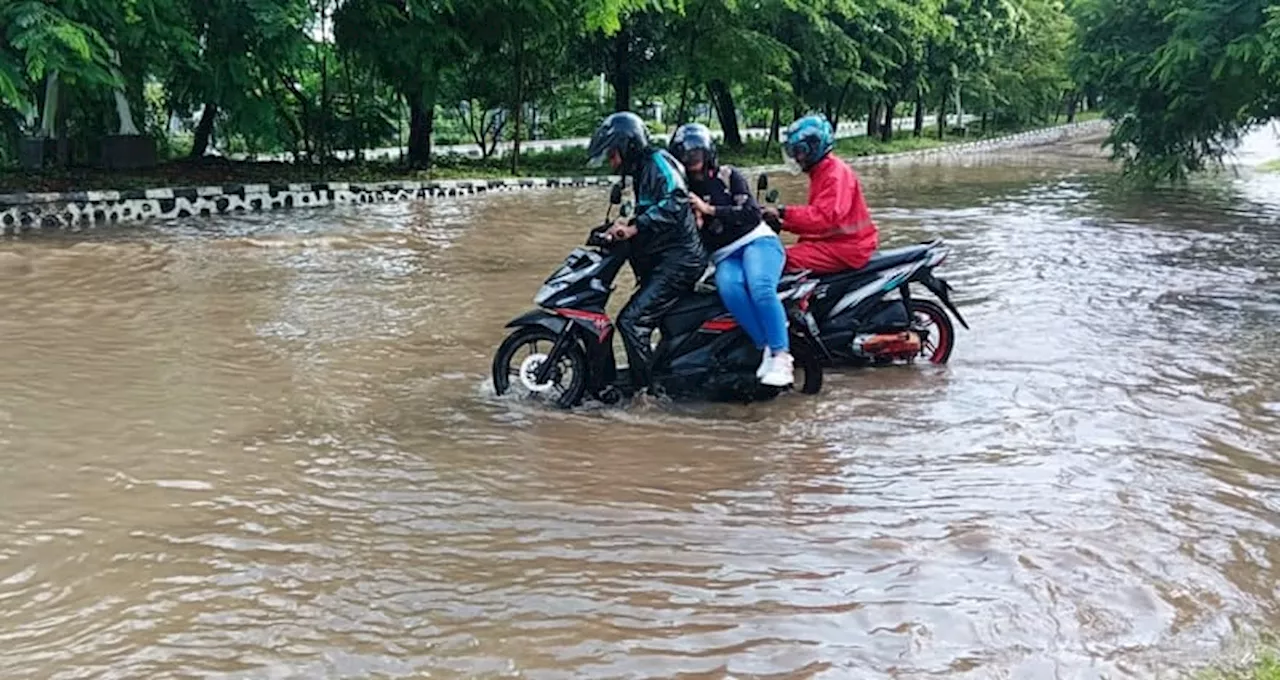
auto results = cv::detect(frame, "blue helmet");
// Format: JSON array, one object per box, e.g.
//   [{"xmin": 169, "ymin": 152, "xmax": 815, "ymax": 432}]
[{"xmin": 782, "ymin": 114, "xmax": 835, "ymax": 172}]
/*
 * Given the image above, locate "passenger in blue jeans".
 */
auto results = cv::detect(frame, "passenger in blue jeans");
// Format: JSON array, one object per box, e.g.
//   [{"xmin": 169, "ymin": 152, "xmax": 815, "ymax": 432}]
[{"xmin": 669, "ymin": 123, "xmax": 792, "ymax": 387}]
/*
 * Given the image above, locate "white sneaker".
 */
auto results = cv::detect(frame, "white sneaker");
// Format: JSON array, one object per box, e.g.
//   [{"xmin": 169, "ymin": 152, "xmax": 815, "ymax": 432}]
[
  {"xmin": 755, "ymin": 348, "xmax": 773, "ymax": 379},
  {"xmin": 761, "ymin": 351, "xmax": 794, "ymax": 387}
]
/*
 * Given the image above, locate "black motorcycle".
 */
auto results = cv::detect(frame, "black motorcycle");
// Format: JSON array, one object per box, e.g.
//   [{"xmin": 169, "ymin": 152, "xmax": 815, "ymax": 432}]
[
  {"xmin": 739, "ymin": 173, "xmax": 969, "ymax": 368},
  {"xmin": 491, "ymin": 183, "xmax": 825, "ymax": 408}
]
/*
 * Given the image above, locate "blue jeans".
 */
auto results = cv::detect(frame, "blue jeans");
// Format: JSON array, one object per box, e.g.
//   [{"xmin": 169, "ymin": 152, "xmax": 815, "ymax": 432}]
[{"xmin": 714, "ymin": 236, "xmax": 789, "ymax": 353}]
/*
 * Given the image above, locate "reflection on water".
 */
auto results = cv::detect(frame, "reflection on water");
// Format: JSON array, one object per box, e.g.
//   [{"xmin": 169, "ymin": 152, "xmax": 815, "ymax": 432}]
[{"xmin": 0, "ymin": 135, "xmax": 1278, "ymax": 679}]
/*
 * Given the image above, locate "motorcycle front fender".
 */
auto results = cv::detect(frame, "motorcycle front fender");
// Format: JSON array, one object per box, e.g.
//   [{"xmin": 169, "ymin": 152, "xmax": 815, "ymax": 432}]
[{"xmin": 505, "ymin": 309, "xmax": 570, "ymax": 335}]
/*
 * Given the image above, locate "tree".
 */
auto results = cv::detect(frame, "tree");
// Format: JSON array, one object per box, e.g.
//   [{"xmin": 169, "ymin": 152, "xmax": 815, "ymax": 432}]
[
  {"xmin": 1072, "ymin": 0, "xmax": 1280, "ymax": 182},
  {"xmin": 335, "ymin": 0, "xmax": 459, "ymax": 167},
  {"xmin": 0, "ymin": 1, "xmax": 118, "ymax": 139},
  {"xmin": 662, "ymin": 0, "xmax": 793, "ymax": 147}
]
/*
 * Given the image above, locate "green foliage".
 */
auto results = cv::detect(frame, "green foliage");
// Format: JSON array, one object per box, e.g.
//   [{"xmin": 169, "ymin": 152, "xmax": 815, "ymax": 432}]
[
  {"xmin": 2, "ymin": 0, "xmax": 1099, "ymax": 176},
  {"xmin": 0, "ymin": 1, "xmax": 118, "ymax": 115},
  {"xmin": 1072, "ymin": 0, "xmax": 1280, "ymax": 182}
]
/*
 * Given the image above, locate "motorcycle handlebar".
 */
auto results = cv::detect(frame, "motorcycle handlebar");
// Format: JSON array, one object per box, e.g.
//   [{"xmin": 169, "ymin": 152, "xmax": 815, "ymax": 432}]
[{"xmin": 587, "ymin": 223, "xmax": 618, "ymax": 248}]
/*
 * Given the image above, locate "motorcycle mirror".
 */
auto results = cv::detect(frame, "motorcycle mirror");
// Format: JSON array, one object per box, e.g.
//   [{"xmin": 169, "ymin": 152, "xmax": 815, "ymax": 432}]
[
  {"xmin": 609, "ymin": 182, "xmax": 623, "ymax": 205},
  {"xmin": 756, "ymin": 173, "xmax": 769, "ymax": 191},
  {"xmin": 765, "ymin": 188, "xmax": 779, "ymax": 203}
]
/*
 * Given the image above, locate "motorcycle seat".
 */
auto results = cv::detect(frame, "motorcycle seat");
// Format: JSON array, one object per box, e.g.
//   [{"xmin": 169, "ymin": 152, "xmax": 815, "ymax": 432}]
[
  {"xmin": 692, "ymin": 266, "xmax": 814, "ymax": 295},
  {"xmin": 813, "ymin": 240, "xmax": 941, "ymax": 286},
  {"xmin": 863, "ymin": 243, "xmax": 935, "ymax": 272},
  {"xmin": 667, "ymin": 290, "xmax": 723, "ymax": 316}
]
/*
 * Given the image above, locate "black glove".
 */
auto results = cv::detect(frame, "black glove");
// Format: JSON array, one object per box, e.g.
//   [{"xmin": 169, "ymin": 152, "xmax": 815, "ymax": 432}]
[{"xmin": 764, "ymin": 207, "xmax": 783, "ymax": 232}]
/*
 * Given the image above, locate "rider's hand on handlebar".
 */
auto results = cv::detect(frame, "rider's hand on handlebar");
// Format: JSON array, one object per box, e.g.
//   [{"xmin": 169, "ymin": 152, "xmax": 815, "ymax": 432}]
[
  {"xmin": 762, "ymin": 206, "xmax": 783, "ymax": 232},
  {"xmin": 605, "ymin": 218, "xmax": 638, "ymax": 242}
]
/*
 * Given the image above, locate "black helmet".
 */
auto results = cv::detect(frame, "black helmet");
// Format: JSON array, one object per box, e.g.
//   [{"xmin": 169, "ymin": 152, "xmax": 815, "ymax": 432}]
[
  {"xmin": 669, "ymin": 123, "xmax": 717, "ymax": 176},
  {"xmin": 586, "ymin": 111, "xmax": 650, "ymax": 171}
]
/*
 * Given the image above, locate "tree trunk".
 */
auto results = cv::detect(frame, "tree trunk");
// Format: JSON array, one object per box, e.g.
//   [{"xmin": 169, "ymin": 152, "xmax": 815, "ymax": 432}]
[
  {"xmin": 1066, "ymin": 91, "xmax": 1078, "ymax": 123},
  {"xmin": 510, "ymin": 26, "xmax": 524, "ymax": 175},
  {"xmin": 342, "ymin": 50, "xmax": 358, "ymax": 159},
  {"xmin": 764, "ymin": 98, "xmax": 781, "ymax": 159},
  {"xmin": 831, "ymin": 78, "xmax": 852, "ymax": 128},
  {"xmin": 867, "ymin": 101, "xmax": 879, "ymax": 137},
  {"xmin": 108, "ymin": 52, "xmax": 140, "ymax": 136},
  {"xmin": 936, "ymin": 87, "xmax": 947, "ymax": 141},
  {"xmin": 264, "ymin": 79, "xmax": 300, "ymax": 160},
  {"xmin": 190, "ymin": 102, "xmax": 218, "ymax": 159},
  {"xmin": 407, "ymin": 92, "xmax": 434, "ymax": 168},
  {"xmin": 39, "ymin": 72, "xmax": 60, "ymax": 139},
  {"xmin": 981, "ymin": 111, "xmax": 988, "ymax": 136},
  {"xmin": 674, "ymin": 3, "xmax": 708, "ymax": 125},
  {"xmin": 916, "ymin": 90, "xmax": 926, "ymax": 138},
  {"xmin": 880, "ymin": 99, "xmax": 896, "ymax": 142},
  {"xmin": 318, "ymin": 0, "xmax": 330, "ymax": 163},
  {"xmin": 111, "ymin": 87, "xmax": 140, "ymax": 135},
  {"xmin": 279, "ymin": 71, "xmax": 314, "ymax": 160},
  {"xmin": 612, "ymin": 23, "xmax": 631, "ymax": 112},
  {"xmin": 707, "ymin": 79, "xmax": 742, "ymax": 148},
  {"xmin": 675, "ymin": 81, "xmax": 689, "ymax": 124}
]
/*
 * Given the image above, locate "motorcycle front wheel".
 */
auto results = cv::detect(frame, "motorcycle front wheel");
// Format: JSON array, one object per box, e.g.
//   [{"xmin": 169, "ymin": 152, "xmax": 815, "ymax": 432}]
[{"xmin": 492, "ymin": 326, "xmax": 589, "ymax": 409}]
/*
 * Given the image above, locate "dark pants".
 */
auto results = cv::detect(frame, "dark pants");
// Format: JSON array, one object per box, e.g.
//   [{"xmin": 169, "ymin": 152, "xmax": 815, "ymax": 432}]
[{"xmin": 618, "ymin": 252, "xmax": 704, "ymax": 390}]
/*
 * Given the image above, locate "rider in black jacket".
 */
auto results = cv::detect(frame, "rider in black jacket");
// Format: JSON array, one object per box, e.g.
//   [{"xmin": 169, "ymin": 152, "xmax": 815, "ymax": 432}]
[{"xmin": 588, "ymin": 112, "xmax": 707, "ymax": 392}]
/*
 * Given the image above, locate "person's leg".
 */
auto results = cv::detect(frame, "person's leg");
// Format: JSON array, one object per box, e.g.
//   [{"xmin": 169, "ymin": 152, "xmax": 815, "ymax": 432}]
[
  {"xmin": 616, "ymin": 285, "xmax": 655, "ymax": 389},
  {"xmin": 713, "ymin": 251, "xmax": 767, "ymax": 349},
  {"xmin": 748, "ymin": 237, "xmax": 795, "ymax": 386},
  {"xmin": 742, "ymin": 237, "xmax": 789, "ymax": 354},
  {"xmin": 784, "ymin": 240, "xmax": 846, "ymax": 274},
  {"xmin": 616, "ymin": 262, "xmax": 695, "ymax": 390}
]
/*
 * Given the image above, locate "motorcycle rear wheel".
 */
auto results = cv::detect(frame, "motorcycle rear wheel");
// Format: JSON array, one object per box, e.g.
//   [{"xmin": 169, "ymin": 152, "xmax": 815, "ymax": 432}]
[
  {"xmin": 492, "ymin": 327, "xmax": 589, "ymax": 409},
  {"xmin": 910, "ymin": 299, "xmax": 955, "ymax": 364}
]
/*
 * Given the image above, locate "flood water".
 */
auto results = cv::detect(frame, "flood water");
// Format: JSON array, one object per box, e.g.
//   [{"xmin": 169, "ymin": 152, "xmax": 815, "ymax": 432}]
[{"xmin": 1, "ymin": 131, "xmax": 1278, "ymax": 679}]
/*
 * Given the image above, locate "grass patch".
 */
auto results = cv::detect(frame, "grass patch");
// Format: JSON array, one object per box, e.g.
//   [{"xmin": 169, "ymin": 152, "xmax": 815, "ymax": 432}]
[
  {"xmin": 1259, "ymin": 158, "xmax": 1280, "ymax": 173},
  {"xmin": 0, "ymin": 116, "xmax": 1103, "ymax": 194},
  {"xmin": 1201, "ymin": 655, "xmax": 1280, "ymax": 680},
  {"xmin": 1196, "ymin": 644, "xmax": 1280, "ymax": 680}
]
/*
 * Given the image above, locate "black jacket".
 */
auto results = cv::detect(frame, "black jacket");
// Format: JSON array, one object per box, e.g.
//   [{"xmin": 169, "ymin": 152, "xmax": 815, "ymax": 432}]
[
  {"xmin": 627, "ymin": 147, "xmax": 706, "ymax": 280},
  {"xmin": 688, "ymin": 165, "xmax": 764, "ymax": 255}
]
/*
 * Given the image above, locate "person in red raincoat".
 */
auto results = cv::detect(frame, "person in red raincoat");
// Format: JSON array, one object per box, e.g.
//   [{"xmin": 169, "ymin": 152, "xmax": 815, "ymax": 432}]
[{"xmin": 762, "ymin": 114, "xmax": 879, "ymax": 274}]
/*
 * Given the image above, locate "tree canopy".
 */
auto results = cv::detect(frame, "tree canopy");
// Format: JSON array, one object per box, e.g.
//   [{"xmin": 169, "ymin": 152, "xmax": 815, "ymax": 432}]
[
  {"xmin": 5, "ymin": 0, "xmax": 1266, "ymax": 182},
  {"xmin": 1070, "ymin": 0, "xmax": 1280, "ymax": 182}
]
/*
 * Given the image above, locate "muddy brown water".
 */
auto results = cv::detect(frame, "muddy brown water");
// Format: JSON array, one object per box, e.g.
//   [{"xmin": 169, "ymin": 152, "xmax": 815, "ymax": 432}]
[{"xmin": 1, "ymin": 136, "xmax": 1278, "ymax": 679}]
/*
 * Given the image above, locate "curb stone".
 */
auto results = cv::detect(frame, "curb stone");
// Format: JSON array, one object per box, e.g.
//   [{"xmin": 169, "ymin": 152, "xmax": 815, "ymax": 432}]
[{"xmin": 0, "ymin": 176, "xmax": 618, "ymax": 236}]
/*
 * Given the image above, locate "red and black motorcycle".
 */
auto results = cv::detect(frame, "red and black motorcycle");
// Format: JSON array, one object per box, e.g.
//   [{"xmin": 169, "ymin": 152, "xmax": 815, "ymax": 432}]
[{"xmin": 491, "ymin": 183, "xmax": 825, "ymax": 408}]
